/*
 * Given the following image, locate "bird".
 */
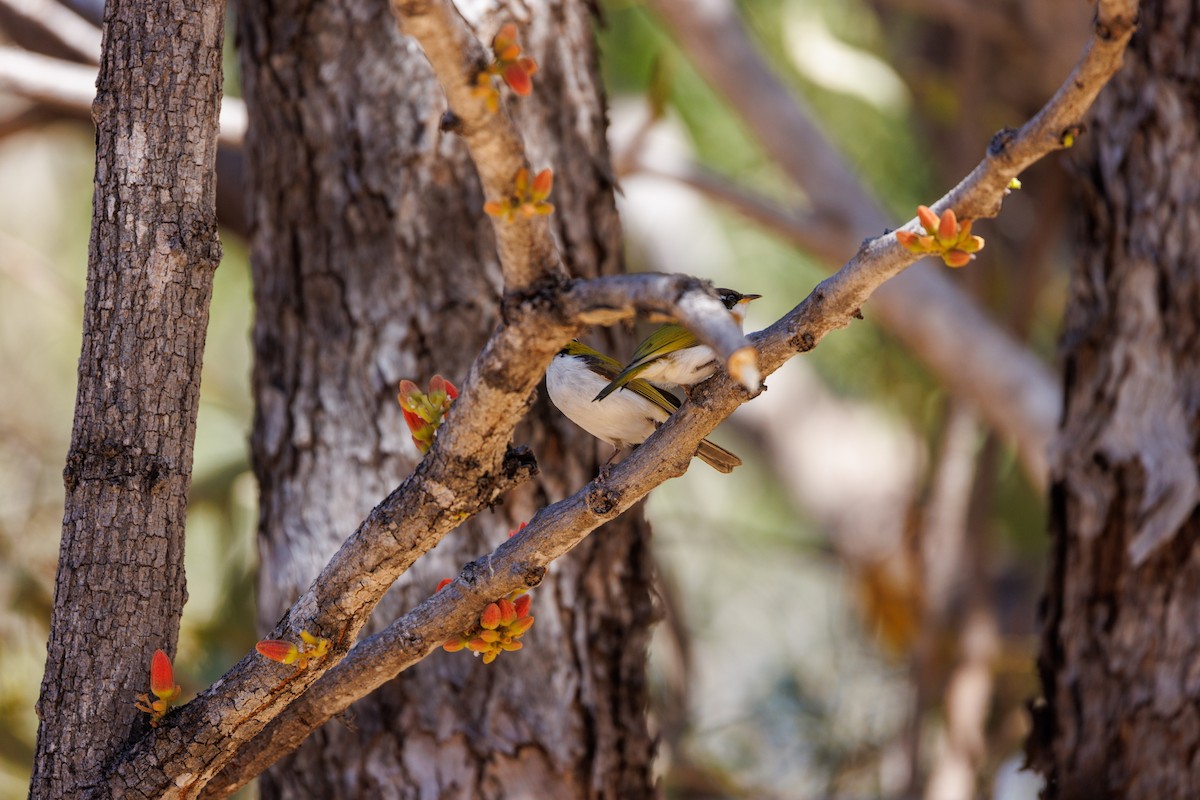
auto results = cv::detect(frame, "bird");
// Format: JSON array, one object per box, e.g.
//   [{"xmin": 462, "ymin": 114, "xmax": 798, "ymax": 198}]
[
  {"xmin": 592, "ymin": 288, "xmax": 761, "ymax": 402},
  {"xmin": 545, "ymin": 340, "xmax": 742, "ymax": 473}
]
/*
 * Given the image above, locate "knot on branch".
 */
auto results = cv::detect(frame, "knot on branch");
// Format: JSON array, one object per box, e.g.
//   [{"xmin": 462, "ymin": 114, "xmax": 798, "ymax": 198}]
[
  {"xmin": 521, "ymin": 563, "xmax": 546, "ymax": 589},
  {"xmin": 502, "ymin": 445, "xmax": 539, "ymax": 481},
  {"xmin": 500, "ymin": 272, "xmax": 574, "ymax": 325},
  {"xmin": 988, "ymin": 127, "xmax": 1017, "ymax": 156},
  {"xmin": 792, "ymin": 331, "xmax": 816, "ymax": 352},
  {"xmin": 586, "ymin": 483, "xmax": 622, "ymax": 517},
  {"xmin": 439, "ymin": 110, "xmax": 463, "ymax": 134}
]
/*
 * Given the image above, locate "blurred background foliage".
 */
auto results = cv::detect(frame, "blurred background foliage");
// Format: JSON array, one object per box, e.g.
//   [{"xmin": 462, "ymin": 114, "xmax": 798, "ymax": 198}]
[{"xmin": 0, "ymin": 0, "xmax": 1087, "ymax": 796}]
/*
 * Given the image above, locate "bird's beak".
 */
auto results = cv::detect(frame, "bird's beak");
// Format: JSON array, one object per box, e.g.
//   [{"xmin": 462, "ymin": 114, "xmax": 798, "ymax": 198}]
[{"xmin": 739, "ymin": 294, "xmax": 763, "ymax": 304}]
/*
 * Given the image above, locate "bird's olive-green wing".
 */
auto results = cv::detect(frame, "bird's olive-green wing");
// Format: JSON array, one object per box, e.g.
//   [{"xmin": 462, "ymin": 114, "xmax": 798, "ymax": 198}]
[
  {"xmin": 623, "ymin": 378, "xmax": 742, "ymax": 472},
  {"xmin": 561, "ymin": 340, "xmax": 622, "ymax": 378},
  {"xmin": 627, "ymin": 324, "xmax": 698, "ymax": 366},
  {"xmin": 624, "ymin": 377, "xmax": 680, "ymax": 414},
  {"xmin": 593, "ymin": 324, "xmax": 698, "ymax": 402}
]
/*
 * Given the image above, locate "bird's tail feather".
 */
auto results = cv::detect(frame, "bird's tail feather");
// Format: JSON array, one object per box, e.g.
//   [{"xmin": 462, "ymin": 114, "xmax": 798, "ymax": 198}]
[{"xmin": 695, "ymin": 439, "xmax": 741, "ymax": 473}]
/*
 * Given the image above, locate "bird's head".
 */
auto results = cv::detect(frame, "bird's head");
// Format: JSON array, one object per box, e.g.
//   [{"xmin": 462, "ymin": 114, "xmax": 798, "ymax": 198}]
[{"xmin": 716, "ymin": 288, "xmax": 762, "ymax": 323}]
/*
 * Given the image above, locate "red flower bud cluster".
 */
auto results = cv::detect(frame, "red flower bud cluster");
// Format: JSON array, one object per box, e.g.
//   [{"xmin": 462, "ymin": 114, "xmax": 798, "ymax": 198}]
[
  {"xmin": 439, "ymin": 583, "xmax": 535, "ymax": 665},
  {"xmin": 397, "ymin": 375, "xmax": 458, "ymax": 454},
  {"xmin": 471, "ymin": 23, "xmax": 539, "ymax": 113},
  {"xmin": 896, "ymin": 205, "xmax": 985, "ymax": 268},
  {"xmin": 484, "ymin": 167, "xmax": 554, "ymax": 222}
]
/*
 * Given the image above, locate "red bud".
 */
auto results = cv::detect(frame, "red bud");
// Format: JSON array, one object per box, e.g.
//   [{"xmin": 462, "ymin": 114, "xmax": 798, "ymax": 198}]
[
  {"xmin": 503, "ymin": 63, "xmax": 533, "ymax": 96},
  {"xmin": 256, "ymin": 639, "xmax": 300, "ymax": 665},
  {"xmin": 149, "ymin": 650, "xmax": 178, "ymax": 700}
]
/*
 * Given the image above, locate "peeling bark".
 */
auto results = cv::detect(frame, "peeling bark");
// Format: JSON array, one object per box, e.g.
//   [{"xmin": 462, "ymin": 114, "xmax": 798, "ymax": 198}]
[{"xmin": 1031, "ymin": 2, "xmax": 1200, "ymax": 797}]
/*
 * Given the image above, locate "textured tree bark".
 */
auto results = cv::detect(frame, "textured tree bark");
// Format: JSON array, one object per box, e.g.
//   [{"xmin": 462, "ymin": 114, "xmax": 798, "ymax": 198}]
[
  {"xmin": 237, "ymin": 0, "xmax": 656, "ymax": 796},
  {"xmin": 28, "ymin": 0, "xmax": 225, "ymax": 795},
  {"xmin": 1031, "ymin": 2, "xmax": 1200, "ymax": 797}
]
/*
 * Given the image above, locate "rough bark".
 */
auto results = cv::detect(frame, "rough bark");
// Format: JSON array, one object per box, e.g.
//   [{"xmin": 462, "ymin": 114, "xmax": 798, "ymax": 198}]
[
  {"xmin": 28, "ymin": 0, "xmax": 225, "ymax": 795},
  {"xmin": 1031, "ymin": 1, "xmax": 1200, "ymax": 797},
  {"xmin": 237, "ymin": 0, "xmax": 656, "ymax": 796}
]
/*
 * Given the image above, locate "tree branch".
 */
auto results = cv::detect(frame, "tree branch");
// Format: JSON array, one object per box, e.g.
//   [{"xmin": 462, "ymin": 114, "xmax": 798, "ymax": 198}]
[
  {"xmin": 0, "ymin": 46, "xmax": 247, "ymax": 146},
  {"xmin": 393, "ymin": 1, "xmax": 564, "ymax": 292},
  {"xmin": 0, "ymin": 0, "xmax": 101, "ymax": 64},
  {"xmin": 192, "ymin": 2, "xmax": 1138, "ymax": 792},
  {"xmin": 646, "ymin": 0, "xmax": 1079, "ymax": 490},
  {"xmin": 95, "ymin": 271, "xmax": 753, "ymax": 796}
]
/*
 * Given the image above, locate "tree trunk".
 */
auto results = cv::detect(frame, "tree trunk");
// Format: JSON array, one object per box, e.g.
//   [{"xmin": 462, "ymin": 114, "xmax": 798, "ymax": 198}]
[
  {"xmin": 1030, "ymin": 2, "xmax": 1200, "ymax": 797},
  {"xmin": 237, "ymin": 0, "xmax": 657, "ymax": 796},
  {"xmin": 28, "ymin": 0, "xmax": 225, "ymax": 795}
]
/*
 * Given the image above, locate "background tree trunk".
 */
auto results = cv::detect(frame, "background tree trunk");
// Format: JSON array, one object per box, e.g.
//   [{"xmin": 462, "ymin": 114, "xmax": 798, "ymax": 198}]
[
  {"xmin": 1031, "ymin": 1, "xmax": 1200, "ymax": 797},
  {"xmin": 237, "ymin": 0, "xmax": 657, "ymax": 796},
  {"xmin": 28, "ymin": 0, "xmax": 225, "ymax": 795}
]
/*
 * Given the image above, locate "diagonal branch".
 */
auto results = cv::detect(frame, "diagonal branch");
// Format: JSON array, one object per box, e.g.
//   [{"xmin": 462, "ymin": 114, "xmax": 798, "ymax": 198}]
[
  {"xmin": 394, "ymin": 0, "xmax": 564, "ymax": 292},
  {"xmin": 94, "ymin": 272, "xmax": 755, "ymax": 797},
  {"xmin": 648, "ymin": 0, "xmax": 1071, "ymax": 490},
  {"xmin": 198, "ymin": 1, "xmax": 1139, "ymax": 792}
]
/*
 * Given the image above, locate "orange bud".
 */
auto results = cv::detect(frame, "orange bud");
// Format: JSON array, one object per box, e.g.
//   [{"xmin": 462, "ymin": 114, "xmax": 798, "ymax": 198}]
[
  {"xmin": 481, "ymin": 651, "xmax": 499, "ymax": 664},
  {"xmin": 937, "ymin": 209, "xmax": 958, "ymax": 245},
  {"xmin": 513, "ymin": 594, "xmax": 532, "ymax": 618},
  {"xmin": 518, "ymin": 56, "xmax": 538, "ymax": 78},
  {"xmin": 256, "ymin": 639, "xmax": 300, "ymax": 665},
  {"xmin": 483, "ymin": 200, "xmax": 506, "ymax": 217},
  {"xmin": 508, "ymin": 615, "xmax": 535, "ymax": 636},
  {"xmin": 917, "ymin": 205, "xmax": 939, "ymax": 233},
  {"xmin": 436, "ymin": 577, "xmax": 453, "ymax": 592},
  {"xmin": 508, "ymin": 522, "xmax": 527, "ymax": 538},
  {"xmin": 895, "ymin": 230, "xmax": 918, "ymax": 250},
  {"xmin": 443, "ymin": 638, "xmax": 467, "ymax": 652},
  {"xmin": 479, "ymin": 629, "xmax": 502, "ymax": 643},
  {"xmin": 500, "ymin": 640, "xmax": 524, "ymax": 652},
  {"xmin": 467, "ymin": 637, "xmax": 490, "ymax": 652},
  {"xmin": 503, "ymin": 64, "xmax": 533, "ymax": 95},
  {"xmin": 480, "ymin": 602, "xmax": 502, "ymax": 630},
  {"xmin": 494, "ymin": 23, "xmax": 518, "ymax": 50},
  {"xmin": 531, "ymin": 168, "xmax": 553, "ymax": 199},
  {"xmin": 963, "ymin": 235, "xmax": 985, "ymax": 254},
  {"xmin": 497, "ymin": 598, "xmax": 517, "ymax": 626},
  {"xmin": 942, "ymin": 250, "xmax": 972, "ymax": 268}
]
